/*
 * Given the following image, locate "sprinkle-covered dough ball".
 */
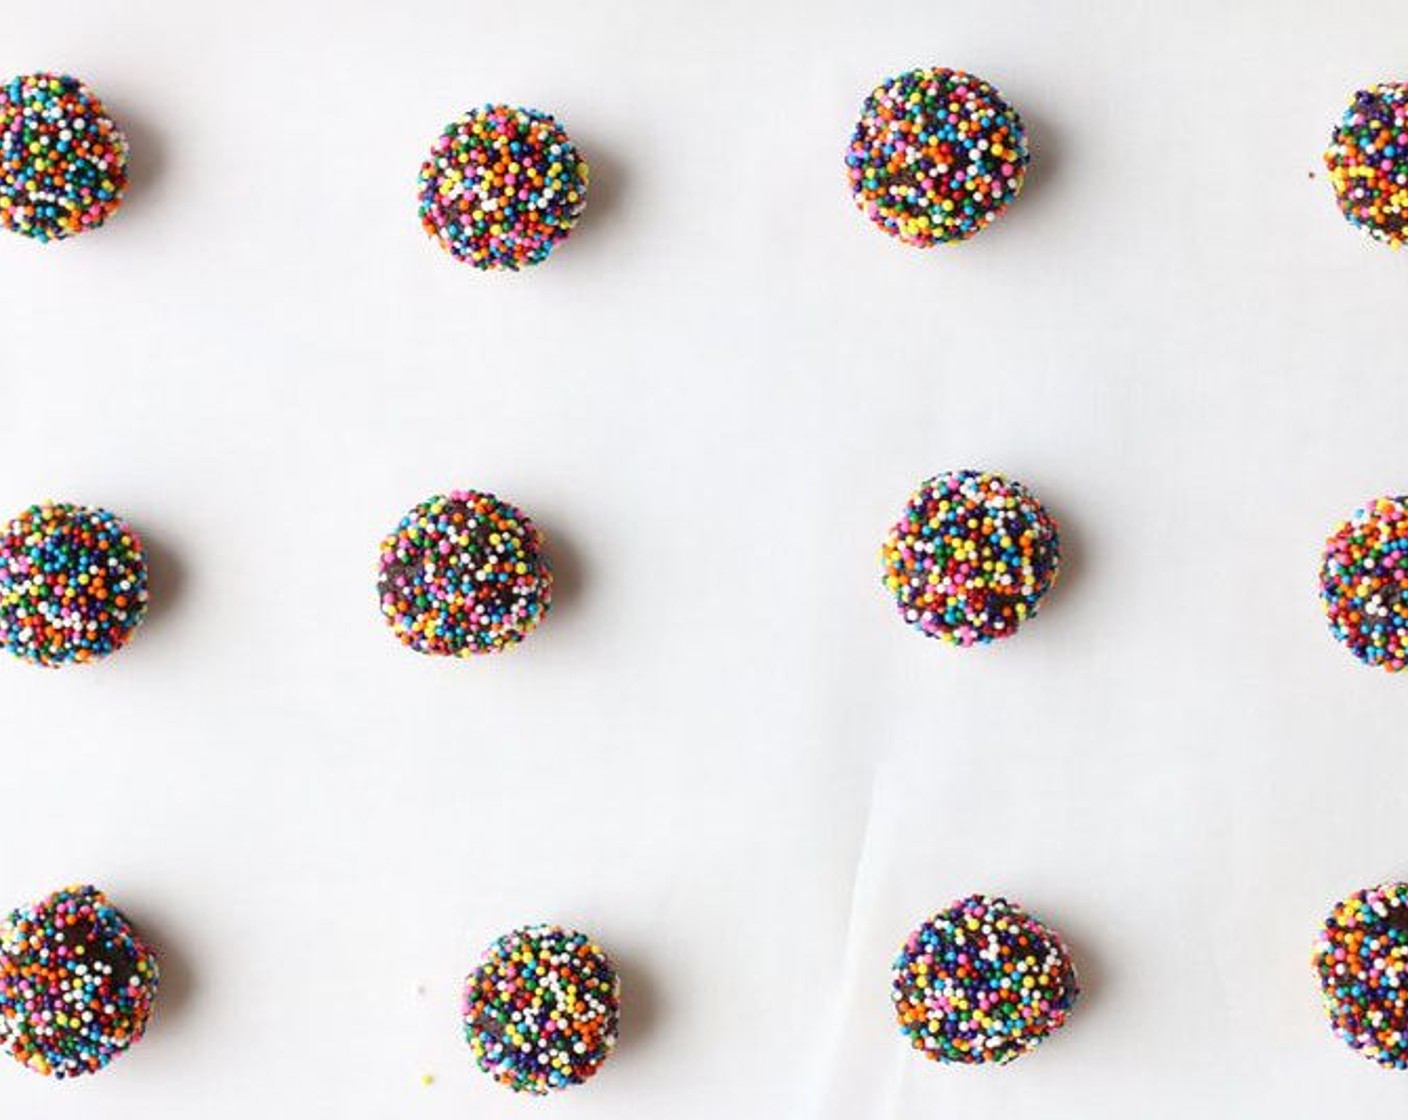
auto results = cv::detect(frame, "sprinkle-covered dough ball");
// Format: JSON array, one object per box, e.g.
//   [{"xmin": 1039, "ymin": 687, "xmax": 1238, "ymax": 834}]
[
  {"xmin": 1319, "ymin": 495, "xmax": 1408, "ymax": 670},
  {"xmin": 0, "ymin": 885, "xmax": 159, "ymax": 1079},
  {"xmin": 463, "ymin": 925, "xmax": 620, "ymax": 1094},
  {"xmin": 1313, "ymin": 882, "xmax": 1408, "ymax": 1069},
  {"xmin": 1325, "ymin": 83, "xmax": 1408, "ymax": 247},
  {"xmin": 847, "ymin": 67, "xmax": 1029, "ymax": 246},
  {"xmin": 881, "ymin": 470, "xmax": 1060, "ymax": 646},
  {"xmin": 377, "ymin": 490, "xmax": 552, "ymax": 656},
  {"xmin": 0, "ymin": 73, "xmax": 128, "ymax": 242},
  {"xmin": 893, "ymin": 894, "xmax": 1078, "ymax": 1065},
  {"xmin": 0, "ymin": 501, "xmax": 149, "ymax": 667},
  {"xmin": 418, "ymin": 104, "xmax": 588, "ymax": 269}
]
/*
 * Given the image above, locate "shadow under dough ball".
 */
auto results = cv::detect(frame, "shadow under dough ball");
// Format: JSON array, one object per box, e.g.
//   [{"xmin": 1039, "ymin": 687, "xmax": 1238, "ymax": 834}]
[
  {"xmin": 881, "ymin": 469, "xmax": 1060, "ymax": 646},
  {"xmin": 0, "ymin": 885, "xmax": 159, "ymax": 1079},
  {"xmin": 417, "ymin": 104, "xmax": 588, "ymax": 270},
  {"xmin": 0, "ymin": 500, "xmax": 149, "ymax": 667},
  {"xmin": 893, "ymin": 894, "xmax": 1079, "ymax": 1065},
  {"xmin": 1314, "ymin": 882, "xmax": 1408, "ymax": 1069},
  {"xmin": 0, "ymin": 72, "xmax": 128, "ymax": 242},
  {"xmin": 377, "ymin": 490, "xmax": 552, "ymax": 656},
  {"xmin": 1324, "ymin": 82, "xmax": 1408, "ymax": 247},
  {"xmin": 462, "ymin": 925, "xmax": 620, "ymax": 1094},
  {"xmin": 846, "ymin": 67, "xmax": 1029, "ymax": 246}
]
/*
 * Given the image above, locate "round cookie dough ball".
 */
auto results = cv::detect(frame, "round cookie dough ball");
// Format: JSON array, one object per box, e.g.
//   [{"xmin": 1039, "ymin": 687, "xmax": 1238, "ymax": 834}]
[
  {"xmin": 893, "ymin": 894, "xmax": 1078, "ymax": 1065},
  {"xmin": 377, "ymin": 490, "xmax": 552, "ymax": 656},
  {"xmin": 1313, "ymin": 882, "xmax": 1408, "ymax": 1069},
  {"xmin": 846, "ymin": 67, "xmax": 1029, "ymax": 246},
  {"xmin": 0, "ymin": 501, "xmax": 149, "ymax": 667},
  {"xmin": 1319, "ymin": 495, "xmax": 1408, "ymax": 670},
  {"xmin": 417, "ymin": 104, "xmax": 588, "ymax": 269},
  {"xmin": 0, "ymin": 885, "xmax": 159, "ymax": 1079},
  {"xmin": 462, "ymin": 924, "xmax": 620, "ymax": 1094},
  {"xmin": 881, "ymin": 470, "xmax": 1060, "ymax": 646},
  {"xmin": 1324, "ymin": 83, "xmax": 1408, "ymax": 247},
  {"xmin": 0, "ymin": 73, "xmax": 128, "ymax": 242}
]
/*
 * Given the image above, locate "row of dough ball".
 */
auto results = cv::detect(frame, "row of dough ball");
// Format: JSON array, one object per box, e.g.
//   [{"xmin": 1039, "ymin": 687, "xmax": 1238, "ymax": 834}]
[
  {"xmin": 3, "ymin": 70, "xmax": 1405, "ymax": 256},
  {"xmin": 5, "ymin": 882, "xmax": 1408, "ymax": 1087},
  {"xmin": 3, "ymin": 480, "xmax": 1407, "ymax": 670}
]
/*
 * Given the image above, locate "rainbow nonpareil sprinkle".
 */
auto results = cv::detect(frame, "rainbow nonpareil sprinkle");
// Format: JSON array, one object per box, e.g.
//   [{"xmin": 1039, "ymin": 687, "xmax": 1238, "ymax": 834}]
[
  {"xmin": 0, "ymin": 885, "xmax": 158, "ymax": 1079},
  {"xmin": 0, "ymin": 73, "xmax": 128, "ymax": 242},
  {"xmin": 377, "ymin": 490, "xmax": 551, "ymax": 656},
  {"xmin": 1319, "ymin": 495, "xmax": 1408, "ymax": 670},
  {"xmin": 463, "ymin": 925, "xmax": 619, "ymax": 1094},
  {"xmin": 1325, "ymin": 83, "xmax": 1408, "ymax": 247},
  {"xmin": 1314, "ymin": 882, "xmax": 1408, "ymax": 1069},
  {"xmin": 881, "ymin": 470, "xmax": 1059, "ymax": 646},
  {"xmin": 847, "ymin": 67, "xmax": 1028, "ymax": 246},
  {"xmin": 893, "ymin": 895, "xmax": 1078, "ymax": 1065},
  {"xmin": 0, "ymin": 501, "xmax": 148, "ymax": 667},
  {"xmin": 418, "ymin": 104, "xmax": 587, "ymax": 269}
]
